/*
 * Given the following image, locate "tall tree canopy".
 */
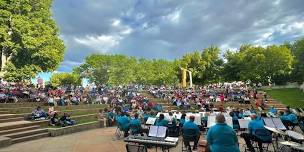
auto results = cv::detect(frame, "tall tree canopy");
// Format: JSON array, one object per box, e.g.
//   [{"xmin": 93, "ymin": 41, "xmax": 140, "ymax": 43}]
[
  {"xmin": 180, "ymin": 46, "xmax": 223, "ymax": 84},
  {"xmin": 223, "ymin": 45, "xmax": 294, "ymax": 84},
  {"xmin": 0, "ymin": 0, "xmax": 65, "ymax": 81},
  {"xmin": 50, "ymin": 72, "xmax": 81, "ymax": 87},
  {"xmin": 75, "ymin": 54, "xmax": 179, "ymax": 86},
  {"xmin": 290, "ymin": 38, "xmax": 304, "ymax": 83}
]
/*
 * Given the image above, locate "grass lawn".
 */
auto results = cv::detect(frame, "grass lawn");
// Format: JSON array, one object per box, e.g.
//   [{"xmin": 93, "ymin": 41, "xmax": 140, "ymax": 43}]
[{"xmin": 265, "ymin": 88, "xmax": 304, "ymax": 108}]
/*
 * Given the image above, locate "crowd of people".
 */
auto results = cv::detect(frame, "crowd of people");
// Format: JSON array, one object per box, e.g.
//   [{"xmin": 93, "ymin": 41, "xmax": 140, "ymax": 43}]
[{"xmin": 3, "ymin": 81, "xmax": 304, "ymax": 151}]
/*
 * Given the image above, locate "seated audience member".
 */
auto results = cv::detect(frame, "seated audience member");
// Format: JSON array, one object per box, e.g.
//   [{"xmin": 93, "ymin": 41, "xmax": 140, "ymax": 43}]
[
  {"xmin": 183, "ymin": 115, "xmax": 200, "ymax": 151},
  {"xmin": 155, "ymin": 114, "xmax": 168, "ymax": 127},
  {"xmin": 31, "ymin": 106, "xmax": 47, "ymax": 120},
  {"xmin": 241, "ymin": 114, "xmax": 272, "ymax": 152},
  {"xmin": 48, "ymin": 106, "xmax": 57, "ymax": 117},
  {"xmin": 116, "ymin": 112, "xmax": 130, "ymax": 137},
  {"xmin": 268, "ymin": 106, "xmax": 278, "ymax": 115},
  {"xmin": 71, "ymin": 96, "xmax": 79, "ymax": 105},
  {"xmin": 60, "ymin": 113, "xmax": 76, "ymax": 127},
  {"xmin": 47, "ymin": 95, "xmax": 55, "ymax": 106},
  {"xmin": 280, "ymin": 109, "xmax": 298, "ymax": 129},
  {"xmin": 58, "ymin": 96, "xmax": 66, "ymax": 106},
  {"xmin": 129, "ymin": 113, "xmax": 142, "ymax": 135},
  {"xmin": 207, "ymin": 114, "xmax": 240, "ymax": 152},
  {"xmin": 50, "ymin": 112, "xmax": 60, "ymax": 126}
]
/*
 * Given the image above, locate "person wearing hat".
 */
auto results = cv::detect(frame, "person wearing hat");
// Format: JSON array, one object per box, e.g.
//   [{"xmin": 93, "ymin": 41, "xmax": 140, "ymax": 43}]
[
  {"xmin": 207, "ymin": 114, "xmax": 240, "ymax": 152},
  {"xmin": 182, "ymin": 115, "xmax": 200, "ymax": 151},
  {"xmin": 240, "ymin": 114, "xmax": 272, "ymax": 152}
]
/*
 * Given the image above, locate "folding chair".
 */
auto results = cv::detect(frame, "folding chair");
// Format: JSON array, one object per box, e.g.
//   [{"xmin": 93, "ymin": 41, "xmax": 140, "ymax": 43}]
[
  {"xmin": 253, "ymin": 129, "xmax": 276, "ymax": 152},
  {"xmin": 182, "ymin": 129, "xmax": 199, "ymax": 152},
  {"xmin": 115, "ymin": 126, "xmax": 123, "ymax": 140},
  {"xmin": 130, "ymin": 124, "xmax": 141, "ymax": 135},
  {"xmin": 126, "ymin": 144, "xmax": 147, "ymax": 152}
]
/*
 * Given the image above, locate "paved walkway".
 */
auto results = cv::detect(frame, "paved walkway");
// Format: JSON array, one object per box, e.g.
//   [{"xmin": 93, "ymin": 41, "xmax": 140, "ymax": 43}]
[
  {"xmin": 0, "ymin": 127, "xmax": 126, "ymax": 152},
  {"xmin": 0, "ymin": 126, "xmax": 283, "ymax": 152}
]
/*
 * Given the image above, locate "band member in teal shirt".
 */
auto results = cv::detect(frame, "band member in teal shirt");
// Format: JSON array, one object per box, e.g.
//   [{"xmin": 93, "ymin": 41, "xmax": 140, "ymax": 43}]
[
  {"xmin": 116, "ymin": 112, "xmax": 130, "ymax": 137},
  {"xmin": 241, "ymin": 114, "xmax": 272, "ymax": 152},
  {"xmin": 155, "ymin": 114, "xmax": 168, "ymax": 126},
  {"xmin": 207, "ymin": 114, "xmax": 240, "ymax": 152},
  {"xmin": 129, "ymin": 113, "xmax": 142, "ymax": 135},
  {"xmin": 183, "ymin": 116, "xmax": 200, "ymax": 151}
]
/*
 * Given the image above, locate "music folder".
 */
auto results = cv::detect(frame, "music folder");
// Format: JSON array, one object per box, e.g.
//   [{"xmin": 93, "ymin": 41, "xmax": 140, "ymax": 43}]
[
  {"xmin": 146, "ymin": 117, "xmax": 156, "ymax": 125},
  {"xmin": 263, "ymin": 117, "xmax": 286, "ymax": 130},
  {"xmin": 149, "ymin": 126, "xmax": 167, "ymax": 138},
  {"xmin": 238, "ymin": 119, "xmax": 250, "ymax": 129}
]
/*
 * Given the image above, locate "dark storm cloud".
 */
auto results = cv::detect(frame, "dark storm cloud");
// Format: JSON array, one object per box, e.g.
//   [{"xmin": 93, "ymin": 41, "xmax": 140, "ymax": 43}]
[{"xmin": 52, "ymin": 0, "xmax": 304, "ymax": 71}]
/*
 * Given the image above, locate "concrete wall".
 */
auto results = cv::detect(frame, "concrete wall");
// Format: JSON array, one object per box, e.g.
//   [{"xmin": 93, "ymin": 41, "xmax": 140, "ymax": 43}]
[
  {"xmin": 48, "ymin": 120, "xmax": 104, "ymax": 137},
  {"xmin": 0, "ymin": 137, "xmax": 11, "ymax": 148}
]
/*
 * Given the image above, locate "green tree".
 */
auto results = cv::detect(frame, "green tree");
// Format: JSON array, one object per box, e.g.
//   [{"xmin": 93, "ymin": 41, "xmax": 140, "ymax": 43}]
[
  {"xmin": 0, "ymin": 0, "xmax": 65, "ymax": 81},
  {"xmin": 50, "ymin": 73, "xmax": 81, "ymax": 87},
  {"xmin": 226, "ymin": 45, "xmax": 294, "ymax": 84},
  {"xmin": 290, "ymin": 38, "xmax": 304, "ymax": 83},
  {"xmin": 222, "ymin": 50, "xmax": 243, "ymax": 82}
]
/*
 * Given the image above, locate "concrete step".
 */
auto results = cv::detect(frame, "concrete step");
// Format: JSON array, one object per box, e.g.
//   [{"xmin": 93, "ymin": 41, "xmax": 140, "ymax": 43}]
[
  {"xmin": 0, "ymin": 121, "xmax": 39, "ymax": 131},
  {"xmin": 0, "ymin": 114, "xmax": 22, "ymax": 119},
  {"xmin": 0, "ymin": 111, "xmax": 9, "ymax": 114},
  {"xmin": 4, "ymin": 128, "xmax": 48, "ymax": 139},
  {"xmin": 12, "ymin": 132, "xmax": 50, "ymax": 144},
  {"xmin": 0, "ymin": 125, "xmax": 40, "ymax": 136},
  {"xmin": 0, "ymin": 117, "xmax": 24, "ymax": 123}
]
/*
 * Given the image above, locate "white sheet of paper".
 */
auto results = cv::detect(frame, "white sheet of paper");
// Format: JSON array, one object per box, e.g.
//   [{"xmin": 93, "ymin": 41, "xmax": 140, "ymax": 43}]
[
  {"xmin": 207, "ymin": 116, "xmax": 216, "ymax": 128},
  {"xmin": 243, "ymin": 111, "xmax": 251, "ymax": 116},
  {"xmin": 244, "ymin": 117, "xmax": 252, "ymax": 121},
  {"xmin": 157, "ymin": 126, "xmax": 167, "ymax": 138},
  {"xmin": 173, "ymin": 113, "xmax": 182, "ymax": 119},
  {"xmin": 194, "ymin": 114, "xmax": 202, "ymax": 126},
  {"xmin": 272, "ymin": 118, "xmax": 287, "ymax": 130},
  {"xmin": 146, "ymin": 117, "xmax": 156, "ymax": 125},
  {"xmin": 263, "ymin": 118, "xmax": 276, "ymax": 128},
  {"xmin": 148, "ymin": 126, "xmax": 158, "ymax": 137},
  {"xmin": 225, "ymin": 117, "xmax": 233, "ymax": 128},
  {"xmin": 238, "ymin": 119, "xmax": 250, "ymax": 129}
]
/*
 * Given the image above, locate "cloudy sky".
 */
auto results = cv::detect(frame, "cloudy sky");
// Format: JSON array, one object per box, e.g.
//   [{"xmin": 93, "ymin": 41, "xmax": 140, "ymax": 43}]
[{"xmin": 51, "ymin": 0, "xmax": 304, "ymax": 72}]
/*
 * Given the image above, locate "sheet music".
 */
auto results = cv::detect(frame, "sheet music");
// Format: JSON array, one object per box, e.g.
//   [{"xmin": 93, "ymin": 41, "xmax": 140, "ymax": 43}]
[
  {"xmin": 156, "ymin": 112, "xmax": 161, "ymax": 118},
  {"xmin": 173, "ymin": 113, "xmax": 182, "ymax": 119},
  {"xmin": 207, "ymin": 116, "xmax": 233, "ymax": 128},
  {"xmin": 220, "ymin": 113, "xmax": 228, "ymax": 117},
  {"xmin": 164, "ymin": 113, "xmax": 170, "ymax": 120},
  {"xmin": 199, "ymin": 112, "xmax": 206, "ymax": 117},
  {"xmin": 244, "ymin": 117, "xmax": 252, "ymax": 121},
  {"xmin": 156, "ymin": 113, "xmax": 170, "ymax": 120},
  {"xmin": 194, "ymin": 114, "xmax": 202, "ymax": 126},
  {"xmin": 243, "ymin": 110, "xmax": 251, "ymax": 116},
  {"xmin": 157, "ymin": 126, "xmax": 167, "ymax": 138},
  {"xmin": 146, "ymin": 117, "xmax": 156, "ymax": 125},
  {"xmin": 272, "ymin": 118, "xmax": 287, "ymax": 130},
  {"xmin": 207, "ymin": 116, "xmax": 216, "ymax": 128},
  {"xmin": 238, "ymin": 119, "xmax": 250, "ymax": 129},
  {"xmin": 225, "ymin": 117, "xmax": 233, "ymax": 128},
  {"xmin": 148, "ymin": 126, "xmax": 158, "ymax": 137},
  {"xmin": 263, "ymin": 118, "xmax": 276, "ymax": 128}
]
